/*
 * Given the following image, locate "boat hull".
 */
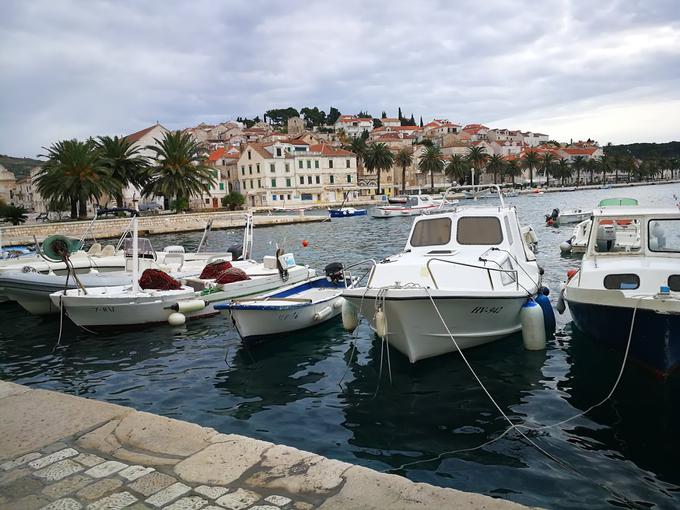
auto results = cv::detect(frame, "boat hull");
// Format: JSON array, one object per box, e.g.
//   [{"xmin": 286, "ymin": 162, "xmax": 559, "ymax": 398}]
[
  {"xmin": 343, "ymin": 290, "xmax": 527, "ymax": 363},
  {"xmin": 567, "ymin": 300, "xmax": 680, "ymax": 378},
  {"xmin": 329, "ymin": 209, "xmax": 367, "ymax": 218},
  {"xmin": 371, "ymin": 206, "xmax": 435, "ymax": 218}
]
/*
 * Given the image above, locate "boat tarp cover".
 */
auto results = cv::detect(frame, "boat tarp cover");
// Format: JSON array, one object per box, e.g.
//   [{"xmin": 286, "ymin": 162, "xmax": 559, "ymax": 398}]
[{"xmin": 598, "ymin": 198, "xmax": 639, "ymax": 206}]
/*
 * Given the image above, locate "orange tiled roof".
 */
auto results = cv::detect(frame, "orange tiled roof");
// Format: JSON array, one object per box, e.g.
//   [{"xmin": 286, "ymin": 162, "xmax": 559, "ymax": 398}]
[{"xmin": 208, "ymin": 148, "xmax": 226, "ymax": 162}]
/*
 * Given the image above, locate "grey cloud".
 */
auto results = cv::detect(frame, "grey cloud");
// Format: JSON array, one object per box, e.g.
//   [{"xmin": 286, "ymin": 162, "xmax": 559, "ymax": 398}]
[{"xmin": 1, "ymin": 0, "xmax": 679, "ymax": 156}]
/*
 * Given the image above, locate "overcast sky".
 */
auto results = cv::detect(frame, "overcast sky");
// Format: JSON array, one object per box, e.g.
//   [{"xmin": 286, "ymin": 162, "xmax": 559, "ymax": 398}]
[{"xmin": 1, "ymin": 0, "xmax": 679, "ymax": 157}]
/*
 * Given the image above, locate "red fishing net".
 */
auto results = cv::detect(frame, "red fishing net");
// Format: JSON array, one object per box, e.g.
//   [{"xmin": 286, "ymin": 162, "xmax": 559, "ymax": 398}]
[
  {"xmin": 139, "ymin": 269, "xmax": 182, "ymax": 290},
  {"xmin": 199, "ymin": 261, "xmax": 233, "ymax": 279},
  {"xmin": 215, "ymin": 267, "xmax": 251, "ymax": 284}
]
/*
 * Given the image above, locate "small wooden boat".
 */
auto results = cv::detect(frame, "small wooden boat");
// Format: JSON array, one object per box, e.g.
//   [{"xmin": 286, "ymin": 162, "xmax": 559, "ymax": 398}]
[
  {"xmin": 328, "ymin": 207, "xmax": 367, "ymax": 218},
  {"xmin": 215, "ymin": 275, "xmax": 347, "ymax": 344}
]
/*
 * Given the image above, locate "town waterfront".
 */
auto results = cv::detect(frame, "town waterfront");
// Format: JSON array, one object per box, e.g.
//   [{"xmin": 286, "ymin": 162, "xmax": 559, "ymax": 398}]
[{"xmin": 1, "ymin": 183, "xmax": 679, "ymax": 509}]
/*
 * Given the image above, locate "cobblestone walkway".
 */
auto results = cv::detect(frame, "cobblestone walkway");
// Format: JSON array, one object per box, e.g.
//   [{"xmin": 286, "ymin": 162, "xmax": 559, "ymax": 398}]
[{"xmin": 0, "ymin": 441, "xmax": 305, "ymax": 510}]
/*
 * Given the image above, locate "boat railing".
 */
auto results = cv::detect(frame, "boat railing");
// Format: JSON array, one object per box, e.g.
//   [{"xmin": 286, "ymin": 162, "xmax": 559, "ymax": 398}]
[
  {"xmin": 425, "ymin": 257, "xmax": 518, "ymax": 291},
  {"xmin": 342, "ymin": 259, "xmax": 377, "ymax": 289},
  {"xmin": 443, "ymin": 184, "xmax": 506, "ymax": 208}
]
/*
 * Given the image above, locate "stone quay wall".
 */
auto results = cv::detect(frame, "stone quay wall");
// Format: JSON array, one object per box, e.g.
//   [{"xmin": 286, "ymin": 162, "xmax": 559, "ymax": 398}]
[{"xmin": 1, "ymin": 212, "xmax": 325, "ymax": 245}]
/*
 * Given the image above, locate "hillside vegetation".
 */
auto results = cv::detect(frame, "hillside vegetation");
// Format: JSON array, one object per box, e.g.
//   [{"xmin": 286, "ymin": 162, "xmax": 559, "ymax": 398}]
[
  {"xmin": 605, "ymin": 141, "xmax": 680, "ymax": 160},
  {"xmin": 0, "ymin": 154, "xmax": 43, "ymax": 178}
]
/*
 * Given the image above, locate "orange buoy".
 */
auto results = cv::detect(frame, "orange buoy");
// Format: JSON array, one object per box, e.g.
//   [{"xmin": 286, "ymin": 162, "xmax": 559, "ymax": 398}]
[
  {"xmin": 302, "ymin": 239, "xmax": 309, "ymax": 247},
  {"xmin": 567, "ymin": 268, "xmax": 578, "ymax": 280}
]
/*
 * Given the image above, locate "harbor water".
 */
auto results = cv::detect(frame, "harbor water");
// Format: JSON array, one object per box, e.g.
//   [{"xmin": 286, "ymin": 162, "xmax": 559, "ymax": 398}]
[{"xmin": 1, "ymin": 183, "xmax": 679, "ymax": 509}]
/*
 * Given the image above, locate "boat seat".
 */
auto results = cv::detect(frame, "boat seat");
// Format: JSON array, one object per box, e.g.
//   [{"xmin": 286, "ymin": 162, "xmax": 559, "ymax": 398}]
[
  {"xmin": 163, "ymin": 252, "xmax": 184, "ymax": 270},
  {"xmin": 100, "ymin": 245, "xmax": 116, "ymax": 257},
  {"xmin": 87, "ymin": 243, "xmax": 102, "ymax": 256}
]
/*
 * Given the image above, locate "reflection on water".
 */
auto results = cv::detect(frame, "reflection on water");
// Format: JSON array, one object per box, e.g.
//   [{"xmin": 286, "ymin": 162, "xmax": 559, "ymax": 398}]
[{"xmin": 2, "ymin": 183, "xmax": 680, "ymax": 510}]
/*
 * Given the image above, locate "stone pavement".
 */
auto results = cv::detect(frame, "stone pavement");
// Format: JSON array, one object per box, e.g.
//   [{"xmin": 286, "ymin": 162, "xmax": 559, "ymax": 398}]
[{"xmin": 0, "ymin": 381, "xmax": 535, "ymax": 509}]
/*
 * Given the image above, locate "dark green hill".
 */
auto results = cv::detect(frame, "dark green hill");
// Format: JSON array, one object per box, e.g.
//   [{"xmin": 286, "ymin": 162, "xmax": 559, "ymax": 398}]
[
  {"xmin": 0, "ymin": 154, "xmax": 43, "ymax": 178},
  {"xmin": 604, "ymin": 141, "xmax": 680, "ymax": 160}
]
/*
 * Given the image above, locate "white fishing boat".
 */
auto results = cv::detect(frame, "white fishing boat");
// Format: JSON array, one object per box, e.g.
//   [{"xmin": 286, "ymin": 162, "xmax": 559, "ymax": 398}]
[
  {"xmin": 546, "ymin": 208, "xmax": 591, "ymax": 225},
  {"xmin": 560, "ymin": 205, "xmax": 680, "ymax": 377},
  {"xmin": 51, "ymin": 213, "xmax": 314, "ymax": 329},
  {"xmin": 215, "ymin": 269, "xmax": 347, "ymax": 344},
  {"xmin": 343, "ymin": 185, "xmax": 543, "ymax": 363},
  {"xmin": 371, "ymin": 195, "xmax": 440, "ymax": 218}
]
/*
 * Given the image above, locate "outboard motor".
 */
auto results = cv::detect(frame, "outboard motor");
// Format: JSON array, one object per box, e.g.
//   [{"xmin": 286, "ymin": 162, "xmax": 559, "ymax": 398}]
[
  {"xmin": 545, "ymin": 208, "xmax": 559, "ymax": 226},
  {"xmin": 324, "ymin": 262, "xmax": 344, "ymax": 284},
  {"xmin": 227, "ymin": 244, "xmax": 243, "ymax": 260}
]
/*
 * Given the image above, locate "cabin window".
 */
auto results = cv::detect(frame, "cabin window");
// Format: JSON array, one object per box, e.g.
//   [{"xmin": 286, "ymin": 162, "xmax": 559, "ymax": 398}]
[
  {"xmin": 594, "ymin": 219, "xmax": 641, "ymax": 253},
  {"xmin": 603, "ymin": 274, "xmax": 640, "ymax": 290},
  {"xmin": 648, "ymin": 219, "xmax": 680, "ymax": 252},
  {"xmin": 457, "ymin": 217, "xmax": 503, "ymax": 245},
  {"xmin": 503, "ymin": 216, "xmax": 514, "ymax": 244},
  {"xmin": 668, "ymin": 275, "xmax": 680, "ymax": 291},
  {"xmin": 410, "ymin": 218, "xmax": 452, "ymax": 247}
]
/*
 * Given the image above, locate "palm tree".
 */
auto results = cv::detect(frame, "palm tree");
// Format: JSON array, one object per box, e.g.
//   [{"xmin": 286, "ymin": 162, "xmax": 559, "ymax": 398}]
[
  {"xmin": 466, "ymin": 146, "xmax": 488, "ymax": 184},
  {"xmin": 598, "ymin": 155, "xmax": 611, "ymax": 185},
  {"xmin": 572, "ymin": 156, "xmax": 586, "ymax": 187},
  {"xmin": 504, "ymin": 158, "xmax": 522, "ymax": 186},
  {"xmin": 522, "ymin": 150, "xmax": 540, "ymax": 187},
  {"xmin": 394, "ymin": 148, "xmax": 413, "ymax": 195},
  {"xmin": 37, "ymin": 139, "xmax": 118, "ymax": 218},
  {"xmin": 555, "ymin": 158, "xmax": 571, "ymax": 186},
  {"xmin": 586, "ymin": 158, "xmax": 598, "ymax": 185},
  {"xmin": 96, "ymin": 135, "xmax": 150, "ymax": 208},
  {"xmin": 445, "ymin": 154, "xmax": 468, "ymax": 185},
  {"xmin": 142, "ymin": 131, "xmax": 216, "ymax": 211},
  {"xmin": 539, "ymin": 153, "xmax": 556, "ymax": 188},
  {"xmin": 486, "ymin": 154, "xmax": 505, "ymax": 185},
  {"xmin": 363, "ymin": 142, "xmax": 394, "ymax": 196},
  {"xmin": 418, "ymin": 145, "xmax": 444, "ymax": 192}
]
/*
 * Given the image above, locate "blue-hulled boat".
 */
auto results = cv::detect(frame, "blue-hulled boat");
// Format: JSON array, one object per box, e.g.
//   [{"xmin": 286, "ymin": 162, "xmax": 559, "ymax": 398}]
[
  {"xmin": 215, "ymin": 273, "xmax": 347, "ymax": 344},
  {"xmin": 562, "ymin": 205, "xmax": 680, "ymax": 378},
  {"xmin": 328, "ymin": 207, "xmax": 367, "ymax": 218}
]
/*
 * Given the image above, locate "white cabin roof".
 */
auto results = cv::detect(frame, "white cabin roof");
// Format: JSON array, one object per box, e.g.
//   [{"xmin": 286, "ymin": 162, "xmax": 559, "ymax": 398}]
[{"xmin": 592, "ymin": 206, "xmax": 680, "ymax": 218}]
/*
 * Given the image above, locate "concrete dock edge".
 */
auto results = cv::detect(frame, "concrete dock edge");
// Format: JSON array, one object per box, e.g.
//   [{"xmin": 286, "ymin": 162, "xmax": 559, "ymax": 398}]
[{"xmin": 0, "ymin": 381, "xmax": 537, "ymax": 509}]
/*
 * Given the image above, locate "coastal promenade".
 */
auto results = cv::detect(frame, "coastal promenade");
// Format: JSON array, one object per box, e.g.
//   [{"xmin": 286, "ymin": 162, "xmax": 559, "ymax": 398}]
[
  {"xmin": 1, "ymin": 213, "xmax": 325, "ymax": 246},
  {"xmin": 0, "ymin": 381, "xmax": 534, "ymax": 510}
]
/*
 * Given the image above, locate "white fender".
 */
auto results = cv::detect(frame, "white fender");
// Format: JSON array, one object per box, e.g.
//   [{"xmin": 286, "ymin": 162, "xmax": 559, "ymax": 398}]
[
  {"xmin": 174, "ymin": 299, "xmax": 206, "ymax": 313},
  {"xmin": 375, "ymin": 309, "xmax": 387, "ymax": 338},
  {"xmin": 341, "ymin": 299, "xmax": 359, "ymax": 332},
  {"xmin": 521, "ymin": 300, "xmax": 546, "ymax": 350},
  {"xmin": 313, "ymin": 306, "xmax": 333, "ymax": 321},
  {"xmin": 168, "ymin": 312, "xmax": 186, "ymax": 326}
]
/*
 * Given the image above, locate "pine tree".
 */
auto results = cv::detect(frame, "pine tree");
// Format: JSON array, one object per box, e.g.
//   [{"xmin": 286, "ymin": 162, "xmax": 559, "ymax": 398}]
[
  {"xmin": 419, "ymin": 116, "xmax": 423, "ymax": 127},
  {"xmin": 381, "ymin": 111, "xmax": 387, "ymax": 119},
  {"xmin": 409, "ymin": 114, "xmax": 415, "ymax": 126},
  {"xmin": 398, "ymin": 107, "xmax": 403, "ymax": 120}
]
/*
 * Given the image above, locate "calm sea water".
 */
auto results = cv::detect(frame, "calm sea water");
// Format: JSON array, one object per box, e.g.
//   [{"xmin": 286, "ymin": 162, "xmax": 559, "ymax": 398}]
[{"xmin": 2, "ymin": 183, "xmax": 680, "ymax": 509}]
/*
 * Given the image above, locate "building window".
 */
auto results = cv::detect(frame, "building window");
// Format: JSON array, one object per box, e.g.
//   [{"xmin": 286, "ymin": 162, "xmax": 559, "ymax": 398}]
[
  {"xmin": 306, "ymin": 160, "xmax": 311, "ymax": 169},
  {"xmin": 297, "ymin": 160, "xmax": 302, "ymax": 169},
  {"xmin": 299, "ymin": 176, "xmax": 304, "ymax": 185},
  {"xmin": 219, "ymin": 183, "xmax": 225, "ymax": 190},
  {"xmin": 287, "ymin": 194, "xmax": 291, "ymax": 200},
  {"xmin": 279, "ymin": 194, "xmax": 284, "ymax": 200},
  {"xmin": 248, "ymin": 150, "xmax": 252, "ymax": 160},
  {"xmin": 250, "ymin": 181, "xmax": 254, "ymax": 189},
  {"xmin": 272, "ymin": 194, "xmax": 277, "ymax": 201},
  {"xmin": 241, "ymin": 167, "xmax": 245, "ymax": 176},
  {"xmin": 286, "ymin": 178, "xmax": 291, "ymax": 187},
  {"xmin": 329, "ymin": 160, "xmax": 333, "ymax": 169},
  {"xmin": 315, "ymin": 175, "xmax": 320, "ymax": 184},
  {"xmin": 307, "ymin": 176, "xmax": 312, "ymax": 184},
  {"xmin": 346, "ymin": 159, "xmax": 350, "ymax": 167},
  {"xmin": 270, "ymin": 164, "xmax": 275, "ymax": 173},
  {"xmin": 271, "ymin": 178, "xmax": 276, "ymax": 187},
  {"xmin": 249, "ymin": 165, "xmax": 252, "ymax": 175},
  {"xmin": 256, "ymin": 164, "xmax": 260, "ymax": 173},
  {"xmin": 257, "ymin": 179, "xmax": 261, "ymax": 188},
  {"xmin": 314, "ymin": 160, "xmax": 319, "ymax": 169},
  {"xmin": 285, "ymin": 163, "xmax": 290, "ymax": 172},
  {"xmin": 330, "ymin": 175, "xmax": 334, "ymax": 184},
  {"xmin": 205, "ymin": 198, "xmax": 210, "ymax": 204},
  {"xmin": 347, "ymin": 175, "xmax": 352, "ymax": 183},
  {"xmin": 276, "ymin": 148, "xmax": 282, "ymax": 157}
]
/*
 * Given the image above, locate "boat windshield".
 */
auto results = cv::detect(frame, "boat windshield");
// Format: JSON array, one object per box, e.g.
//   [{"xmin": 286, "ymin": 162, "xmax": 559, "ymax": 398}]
[
  {"xmin": 593, "ymin": 218, "xmax": 641, "ymax": 253},
  {"xmin": 648, "ymin": 219, "xmax": 680, "ymax": 253},
  {"xmin": 410, "ymin": 217, "xmax": 451, "ymax": 247}
]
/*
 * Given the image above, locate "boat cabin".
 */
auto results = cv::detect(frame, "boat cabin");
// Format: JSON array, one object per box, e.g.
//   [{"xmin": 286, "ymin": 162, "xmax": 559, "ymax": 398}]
[{"xmin": 580, "ymin": 207, "xmax": 680, "ymax": 293}]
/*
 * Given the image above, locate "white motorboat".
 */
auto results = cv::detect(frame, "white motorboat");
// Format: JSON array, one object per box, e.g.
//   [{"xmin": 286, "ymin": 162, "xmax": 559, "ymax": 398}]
[
  {"xmin": 215, "ymin": 271, "xmax": 347, "ymax": 344},
  {"xmin": 546, "ymin": 208, "xmax": 591, "ymax": 225},
  {"xmin": 561, "ymin": 205, "xmax": 680, "ymax": 377},
  {"xmin": 51, "ymin": 213, "xmax": 314, "ymax": 329},
  {"xmin": 343, "ymin": 186, "xmax": 542, "ymax": 363},
  {"xmin": 371, "ymin": 195, "xmax": 442, "ymax": 218}
]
